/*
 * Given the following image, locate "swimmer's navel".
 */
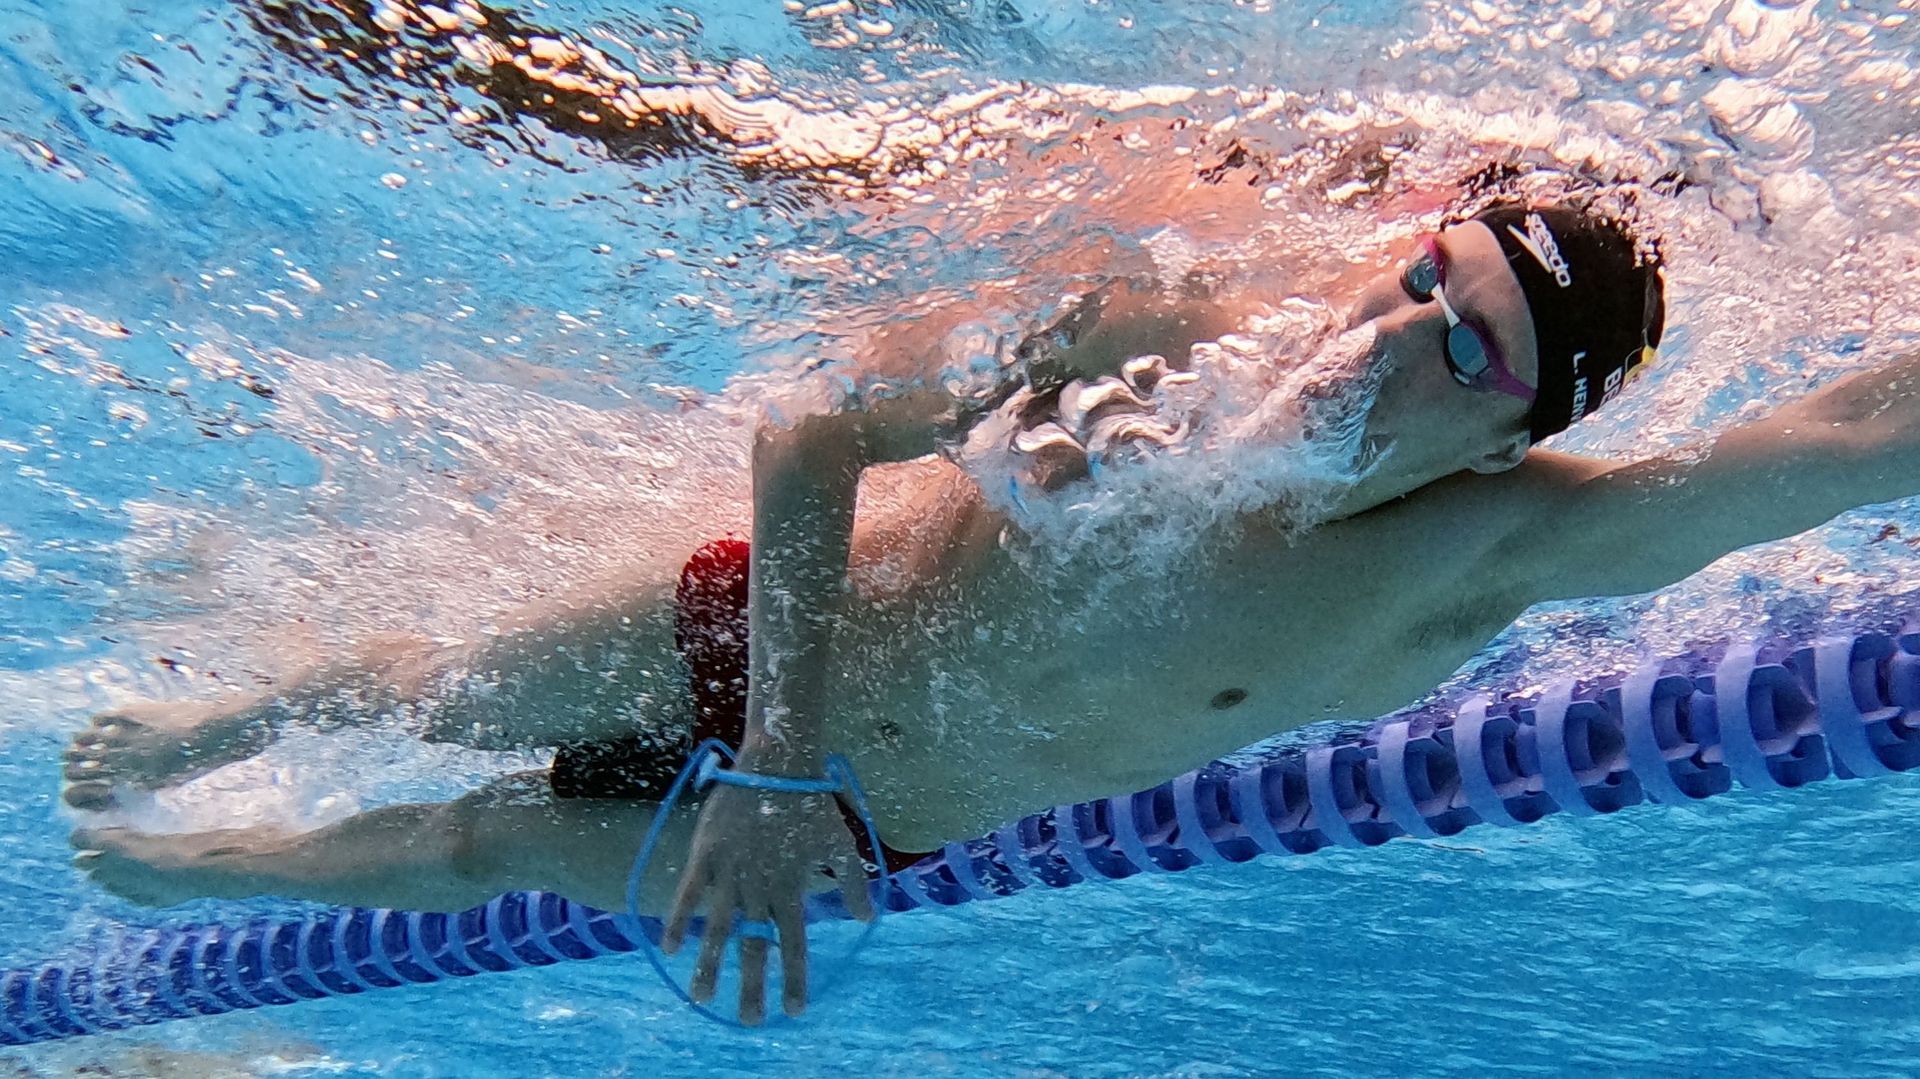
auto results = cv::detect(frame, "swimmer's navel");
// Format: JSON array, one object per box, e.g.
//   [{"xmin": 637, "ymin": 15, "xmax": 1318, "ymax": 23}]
[{"xmin": 1210, "ymin": 688, "xmax": 1248, "ymax": 710}]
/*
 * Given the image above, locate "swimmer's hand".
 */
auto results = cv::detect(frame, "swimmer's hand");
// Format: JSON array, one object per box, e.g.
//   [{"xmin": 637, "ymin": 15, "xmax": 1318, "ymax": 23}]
[{"xmin": 663, "ymin": 744, "xmax": 876, "ymax": 1025}]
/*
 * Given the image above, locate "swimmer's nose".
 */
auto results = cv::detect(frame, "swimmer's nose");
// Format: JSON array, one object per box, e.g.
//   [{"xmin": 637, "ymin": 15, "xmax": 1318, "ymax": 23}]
[{"xmin": 1346, "ymin": 273, "xmax": 1411, "ymax": 330}]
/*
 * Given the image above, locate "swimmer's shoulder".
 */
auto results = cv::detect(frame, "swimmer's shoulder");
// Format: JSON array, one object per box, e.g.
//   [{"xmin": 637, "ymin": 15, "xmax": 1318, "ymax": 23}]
[
  {"xmin": 1304, "ymin": 449, "xmax": 1618, "ymax": 596},
  {"xmin": 1346, "ymin": 449, "xmax": 1609, "ymax": 535}
]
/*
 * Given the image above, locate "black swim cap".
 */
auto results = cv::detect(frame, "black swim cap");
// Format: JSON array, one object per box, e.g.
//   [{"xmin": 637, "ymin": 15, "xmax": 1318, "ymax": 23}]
[{"xmin": 1471, "ymin": 204, "xmax": 1666, "ymax": 443}]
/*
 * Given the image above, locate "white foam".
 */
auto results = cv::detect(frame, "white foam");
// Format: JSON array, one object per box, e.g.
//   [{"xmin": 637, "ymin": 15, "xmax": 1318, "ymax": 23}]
[{"xmin": 952, "ymin": 300, "xmax": 1386, "ymax": 572}]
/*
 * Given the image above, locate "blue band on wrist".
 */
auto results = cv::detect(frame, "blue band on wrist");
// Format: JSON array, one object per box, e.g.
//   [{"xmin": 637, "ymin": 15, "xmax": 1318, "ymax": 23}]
[{"xmin": 694, "ymin": 751, "xmax": 843, "ymax": 794}]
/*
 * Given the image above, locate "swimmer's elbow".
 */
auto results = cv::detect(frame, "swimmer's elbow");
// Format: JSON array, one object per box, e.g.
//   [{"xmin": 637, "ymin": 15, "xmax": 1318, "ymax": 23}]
[
  {"xmin": 753, "ymin": 410, "xmax": 869, "ymax": 483},
  {"xmin": 750, "ymin": 412, "xmax": 865, "ymax": 573}
]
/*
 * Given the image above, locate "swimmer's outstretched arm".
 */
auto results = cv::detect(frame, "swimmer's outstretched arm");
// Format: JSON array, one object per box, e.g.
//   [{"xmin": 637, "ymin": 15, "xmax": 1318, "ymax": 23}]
[{"xmin": 1508, "ymin": 354, "xmax": 1920, "ymax": 602}]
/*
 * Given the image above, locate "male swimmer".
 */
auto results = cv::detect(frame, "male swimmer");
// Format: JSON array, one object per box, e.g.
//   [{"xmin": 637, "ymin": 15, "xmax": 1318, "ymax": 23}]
[{"xmin": 67, "ymin": 196, "xmax": 1920, "ymax": 1025}]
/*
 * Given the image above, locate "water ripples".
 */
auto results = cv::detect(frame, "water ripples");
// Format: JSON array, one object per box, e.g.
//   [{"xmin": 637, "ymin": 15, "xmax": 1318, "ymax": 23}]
[{"xmin": 3, "ymin": 2, "xmax": 1920, "ymax": 1069}]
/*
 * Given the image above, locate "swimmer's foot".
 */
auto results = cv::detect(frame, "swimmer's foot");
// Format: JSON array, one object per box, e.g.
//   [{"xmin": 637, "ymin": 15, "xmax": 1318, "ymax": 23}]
[
  {"xmin": 63, "ymin": 697, "xmax": 277, "ymax": 810},
  {"xmin": 72, "ymin": 825, "xmax": 283, "ymax": 908}
]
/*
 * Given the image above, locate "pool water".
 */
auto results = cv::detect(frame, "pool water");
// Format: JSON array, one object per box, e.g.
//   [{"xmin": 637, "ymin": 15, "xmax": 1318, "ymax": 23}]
[{"xmin": 5, "ymin": 0, "xmax": 1920, "ymax": 1074}]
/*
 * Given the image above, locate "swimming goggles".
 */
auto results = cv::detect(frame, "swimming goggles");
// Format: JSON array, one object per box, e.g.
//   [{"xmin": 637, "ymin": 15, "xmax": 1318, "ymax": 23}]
[{"xmin": 1400, "ymin": 239, "xmax": 1536, "ymax": 404}]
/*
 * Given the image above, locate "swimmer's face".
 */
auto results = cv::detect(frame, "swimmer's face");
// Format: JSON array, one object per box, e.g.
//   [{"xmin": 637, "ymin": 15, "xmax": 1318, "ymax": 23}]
[{"xmin": 1346, "ymin": 220, "xmax": 1540, "ymax": 484}]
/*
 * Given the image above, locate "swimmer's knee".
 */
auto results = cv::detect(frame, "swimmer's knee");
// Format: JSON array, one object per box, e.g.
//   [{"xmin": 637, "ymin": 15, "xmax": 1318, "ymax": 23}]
[
  {"xmin": 439, "ymin": 774, "xmax": 551, "ymax": 888},
  {"xmin": 438, "ymin": 797, "xmax": 499, "ymax": 887}
]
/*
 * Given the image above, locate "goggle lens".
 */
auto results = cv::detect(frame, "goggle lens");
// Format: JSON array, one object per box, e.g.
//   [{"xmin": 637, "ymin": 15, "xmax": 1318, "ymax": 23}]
[
  {"xmin": 1400, "ymin": 236, "xmax": 1535, "ymax": 404},
  {"xmin": 1446, "ymin": 323, "xmax": 1491, "ymax": 384},
  {"xmin": 1400, "ymin": 253, "xmax": 1440, "ymax": 302}
]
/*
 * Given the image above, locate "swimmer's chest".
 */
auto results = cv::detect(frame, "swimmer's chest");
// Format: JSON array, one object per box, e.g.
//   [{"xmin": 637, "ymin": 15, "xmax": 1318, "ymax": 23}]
[
  {"xmin": 844, "ymin": 475, "xmax": 1542, "ymax": 801},
  {"xmin": 983, "ymin": 508, "xmax": 1532, "ymax": 767}
]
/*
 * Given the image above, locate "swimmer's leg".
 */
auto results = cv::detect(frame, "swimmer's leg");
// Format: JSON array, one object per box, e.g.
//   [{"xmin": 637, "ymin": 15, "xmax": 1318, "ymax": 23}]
[
  {"xmin": 62, "ymin": 634, "xmax": 466, "ymax": 809},
  {"xmin": 64, "ymin": 578, "xmax": 696, "ymax": 808},
  {"xmin": 72, "ymin": 772, "xmax": 698, "ymax": 914},
  {"xmin": 63, "ymin": 695, "xmax": 282, "ymax": 812}
]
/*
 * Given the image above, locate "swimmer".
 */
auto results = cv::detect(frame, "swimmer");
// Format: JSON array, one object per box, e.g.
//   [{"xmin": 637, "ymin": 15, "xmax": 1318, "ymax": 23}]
[{"xmin": 68, "ymin": 198, "xmax": 1920, "ymax": 1025}]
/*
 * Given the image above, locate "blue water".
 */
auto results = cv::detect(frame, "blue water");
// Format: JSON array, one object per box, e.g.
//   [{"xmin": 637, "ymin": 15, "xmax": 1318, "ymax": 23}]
[{"xmin": 6, "ymin": 0, "xmax": 1920, "ymax": 1074}]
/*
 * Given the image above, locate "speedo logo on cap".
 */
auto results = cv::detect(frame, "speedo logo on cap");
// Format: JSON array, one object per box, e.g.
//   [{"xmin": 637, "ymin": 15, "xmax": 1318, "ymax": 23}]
[{"xmin": 1507, "ymin": 213, "xmax": 1573, "ymax": 288}]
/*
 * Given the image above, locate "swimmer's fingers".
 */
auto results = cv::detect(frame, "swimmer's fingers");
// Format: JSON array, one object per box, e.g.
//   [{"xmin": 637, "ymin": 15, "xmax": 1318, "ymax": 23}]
[
  {"xmin": 831, "ymin": 840, "xmax": 877, "ymax": 922},
  {"xmin": 738, "ymin": 870, "xmax": 801, "ymax": 1026},
  {"xmin": 662, "ymin": 851, "xmax": 711, "ymax": 956},
  {"xmin": 829, "ymin": 817, "xmax": 879, "ymax": 921},
  {"xmin": 688, "ymin": 878, "xmax": 737, "ymax": 1005},
  {"xmin": 737, "ymin": 897, "xmax": 774, "ymax": 1027},
  {"xmin": 774, "ymin": 892, "xmax": 808, "ymax": 1018}
]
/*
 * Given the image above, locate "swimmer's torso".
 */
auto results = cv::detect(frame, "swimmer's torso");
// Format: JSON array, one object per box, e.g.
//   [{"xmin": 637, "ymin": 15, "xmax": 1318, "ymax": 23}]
[{"xmin": 829, "ymin": 453, "xmax": 1552, "ymax": 850}]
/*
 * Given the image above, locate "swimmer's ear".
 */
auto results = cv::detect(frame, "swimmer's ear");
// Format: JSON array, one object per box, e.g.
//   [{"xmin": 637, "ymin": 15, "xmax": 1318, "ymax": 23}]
[{"xmin": 1467, "ymin": 430, "xmax": 1530, "ymax": 475}]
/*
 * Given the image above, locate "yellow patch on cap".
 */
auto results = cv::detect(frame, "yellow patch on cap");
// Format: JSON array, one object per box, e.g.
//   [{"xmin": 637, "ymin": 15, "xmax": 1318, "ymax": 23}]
[{"xmin": 1627, "ymin": 346, "xmax": 1658, "ymax": 379}]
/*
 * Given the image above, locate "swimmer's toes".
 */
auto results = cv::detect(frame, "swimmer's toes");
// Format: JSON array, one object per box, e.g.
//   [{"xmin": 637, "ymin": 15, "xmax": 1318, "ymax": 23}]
[
  {"xmin": 75, "ymin": 700, "xmax": 268, "ymax": 790},
  {"xmin": 72, "ymin": 844, "xmax": 180, "ymax": 909},
  {"xmin": 72, "ymin": 827, "xmax": 173, "ymax": 875},
  {"xmin": 64, "ymin": 711, "xmax": 187, "ymax": 789},
  {"xmin": 74, "ymin": 827, "xmax": 271, "ymax": 907},
  {"xmin": 63, "ymin": 781, "xmax": 117, "ymax": 812},
  {"xmin": 70, "ymin": 826, "xmax": 119, "ymax": 852},
  {"xmin": 62, "ymin": 746, "xmax": 122, "ymax": 809}
]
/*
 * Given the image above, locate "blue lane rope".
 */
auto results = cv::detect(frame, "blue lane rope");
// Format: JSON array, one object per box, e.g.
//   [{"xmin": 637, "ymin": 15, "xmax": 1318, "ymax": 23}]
[
  {"xmin": 14, "ymin": 624, "xmax": 1920, "ymax": 1046},
  {"xmin": 624, "ymin": 739, "xmax": 885, "ymax": 1027}
]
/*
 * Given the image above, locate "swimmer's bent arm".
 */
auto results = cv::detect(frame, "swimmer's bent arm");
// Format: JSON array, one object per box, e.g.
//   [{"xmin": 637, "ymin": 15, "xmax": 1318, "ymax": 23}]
[
  {"xmin": 661, "ymin": 409, "xmax": 884, "ymax": 1021},
  {"xmin": 1512, "ymin": 355, "xmax": 1920, "ymax": 603},
  {"xmin": 739, "ymin": 411, "xmax": 866, "ymax": 764},
  {"xmin": 856, "ymin": 274, "xmax": 1260, "ymax": 427},
  {"xmin": 737, "ymin": 270, "xmax": 1258, "ymax": 727}
]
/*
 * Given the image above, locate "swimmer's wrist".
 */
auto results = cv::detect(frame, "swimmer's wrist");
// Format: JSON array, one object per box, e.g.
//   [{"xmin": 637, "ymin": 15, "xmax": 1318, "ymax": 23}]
[
  {"xmin": 738, "ymin": 722, "xmax": 827, "ymax": 771},
  {"xmin": 737, "ymin": 744, "xmax": 829, "ymax": 780}
]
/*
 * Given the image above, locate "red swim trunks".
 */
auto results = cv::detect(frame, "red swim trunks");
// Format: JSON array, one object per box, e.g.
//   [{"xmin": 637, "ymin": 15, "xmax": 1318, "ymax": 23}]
[{"xmin": 550, "ymin": 538, "xmax": 926, "ymax": 874}]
